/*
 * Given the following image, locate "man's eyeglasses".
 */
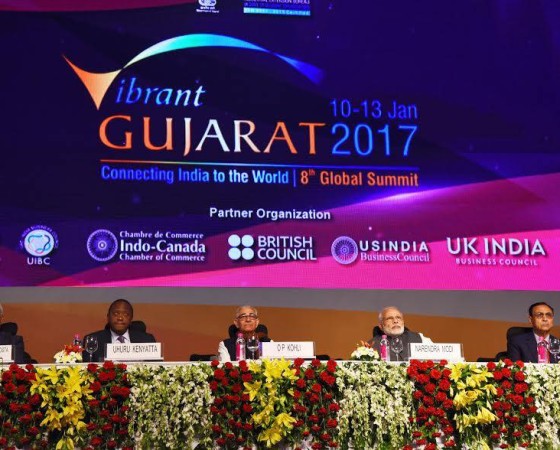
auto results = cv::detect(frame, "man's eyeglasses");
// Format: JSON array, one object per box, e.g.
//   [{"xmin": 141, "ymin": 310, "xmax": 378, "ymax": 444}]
[
  {"xmin": 533, "ymin": 312, "xmax": 554, "ymax": 319},
  {"xmin": 236, "ymin": 313, "xmax": 258, "ymax": 321}
]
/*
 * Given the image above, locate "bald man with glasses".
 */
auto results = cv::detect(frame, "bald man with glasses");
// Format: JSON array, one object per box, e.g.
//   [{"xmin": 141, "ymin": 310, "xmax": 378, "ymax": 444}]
[
  {"xmin": 508, "ymin": 302, "xmax": 559, "ymax": 363},
  {"xmin": 218, "ymin": 305, "xmax": 270, "ymax": 362}
]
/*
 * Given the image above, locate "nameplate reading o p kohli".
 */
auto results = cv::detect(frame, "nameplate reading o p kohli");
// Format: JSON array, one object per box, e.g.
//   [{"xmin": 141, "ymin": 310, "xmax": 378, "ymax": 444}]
[
  {"xmin": 0, "ymin": 345, "xmax": 13, "ymax": 363},
  {"xmin": 409, "ymin": 343, "xmax": 463, "ymax": 362},
  {"xmin": 105, "ymin": 343, "xmax": 162, "ymax": 361},
  {"xmin": 261, "ymin": 341, "xmax": 314, "ymax": 359}
]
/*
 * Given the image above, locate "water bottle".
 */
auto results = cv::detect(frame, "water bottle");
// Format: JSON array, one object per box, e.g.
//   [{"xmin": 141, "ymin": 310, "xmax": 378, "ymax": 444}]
[
  {"xmin": 73, "ymin": 334, "xmax": 82, "ymax": 347},
  {"xmin": 380, "ymin": 334, "xmax": 389, "ymax": 362},
  {"xmin": 235, "ymin": 332, "xmax": 246, "ymax": 361}
]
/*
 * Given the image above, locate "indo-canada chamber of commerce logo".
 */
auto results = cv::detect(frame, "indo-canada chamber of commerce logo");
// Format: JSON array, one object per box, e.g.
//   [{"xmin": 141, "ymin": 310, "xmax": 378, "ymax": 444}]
[
  {"xmin": 20, "ymin": 225, "xmax": 59, "ymax": 266},
  {"xmin": 228, "ymin": 234, "xmax": 316, "ymax": 262},
  {"xmin": 87, "ymin": 229, "xmax": 119, "ymax": 262},
  {"xmin": 87, "ymin": 228, "xmax": 206, "ymax": 263},
  {"xmin": 331, "ymin": 235, "xmax": 430, "ymax": 265}
]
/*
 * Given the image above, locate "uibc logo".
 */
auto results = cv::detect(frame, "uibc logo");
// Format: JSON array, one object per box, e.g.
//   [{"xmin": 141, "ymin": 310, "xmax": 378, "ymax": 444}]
[
  {"xmin": 446, "ymin": 237, "xmax": 546, "ymax": 267},
  {"xmin": 331, "ymin": 236, "xmax": 430, "ymax": 265},
  {"xmin": 20, "ymin": 225, "xmax": 59, "ymax": 266},
  {"xmin": 228, "ymin": 234, "xmax": 316, "ymax": 262}
]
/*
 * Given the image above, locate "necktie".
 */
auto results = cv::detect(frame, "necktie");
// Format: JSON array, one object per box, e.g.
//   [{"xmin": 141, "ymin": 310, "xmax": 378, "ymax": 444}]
[
  {"xmin": 117, "ymin": 335, "xmax": 125, "ymax": 343},
  {"xmin": 538, "ymin": 336, "xmax": 549, "ymax": 363}
]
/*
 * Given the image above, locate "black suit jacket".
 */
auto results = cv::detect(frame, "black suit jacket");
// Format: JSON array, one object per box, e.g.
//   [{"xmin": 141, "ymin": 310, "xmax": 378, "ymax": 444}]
[
  {"xmin": 507, "ymin": 331, "xmax": 559, "ymax": 363},
  {"xmin": 0, "ymin": 332, "xmax": 25, "ymax": 364},
  {"xmin": 82, "ymin": 328, "xmax": 156, "ymax": 362}
]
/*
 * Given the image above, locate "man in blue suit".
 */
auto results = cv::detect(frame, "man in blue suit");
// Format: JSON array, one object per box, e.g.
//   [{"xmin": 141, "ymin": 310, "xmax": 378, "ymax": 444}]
[{"xmin": 507, "ymin": 302, "xmax": 558, "ymax": 363}]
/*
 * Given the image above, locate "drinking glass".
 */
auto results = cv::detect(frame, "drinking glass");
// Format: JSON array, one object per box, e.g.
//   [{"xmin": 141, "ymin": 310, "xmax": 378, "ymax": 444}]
[
  {"xmin": 549, "ymin": 338, "xmax": 560, "ymax": 363},
  {"xmin": 246, "ymin": 334, "xmax": 260, "ymax": 360},
  {"xmin": 84, "ymin": 335, "xmax": 98, "ymax": 362},
  {"xmin": 390, "ymin": 336, "xmax": 404, "ymax": 361}
]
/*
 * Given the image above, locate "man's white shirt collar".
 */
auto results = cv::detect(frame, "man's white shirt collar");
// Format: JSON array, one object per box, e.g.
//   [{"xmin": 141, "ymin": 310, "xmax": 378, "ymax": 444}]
[{"xmin": 111, "ymin": 329, "xmax": 131, "ymax": 343}]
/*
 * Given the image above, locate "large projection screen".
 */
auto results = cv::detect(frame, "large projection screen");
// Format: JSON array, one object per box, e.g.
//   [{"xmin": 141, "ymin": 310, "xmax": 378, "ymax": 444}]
[{"xmin": 1, "ymin": 0, "xmax": 559, "ymax": 361}]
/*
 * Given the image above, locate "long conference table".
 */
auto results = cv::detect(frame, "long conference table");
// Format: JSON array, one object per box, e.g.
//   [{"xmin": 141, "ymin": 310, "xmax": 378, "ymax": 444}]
[{"xmin": 0, "ymin": 359, "xmax": 559, "ymax": 449}]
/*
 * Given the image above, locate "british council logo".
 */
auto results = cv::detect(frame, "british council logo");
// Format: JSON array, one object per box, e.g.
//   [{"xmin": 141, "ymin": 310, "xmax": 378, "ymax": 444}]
[
  {"xmin": 228, "ymin": 234, "xmax": 255, "ymax": 261},
  {"xmin": 20, "ymin": 225, "xmax": 59, "ymax": 257},
  {"xmin": 87, "ymin": 229, "xmax": 118, "ymax": 262},
  {"xmin": 331, "ymin": 236, "xmax": 358, "ymax": 265}
]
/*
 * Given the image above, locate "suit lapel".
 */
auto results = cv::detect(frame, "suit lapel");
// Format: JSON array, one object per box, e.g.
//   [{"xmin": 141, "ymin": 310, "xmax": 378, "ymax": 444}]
[{"xmin": 524, "ymin": 333, "xmax": 538, "ymax": 363}]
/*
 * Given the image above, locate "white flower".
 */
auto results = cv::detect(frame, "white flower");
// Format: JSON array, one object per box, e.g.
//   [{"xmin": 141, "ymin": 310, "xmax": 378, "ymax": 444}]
[
  {"xmin": 54, "ymin": 350, "xmax": 83, "ymax": 364},
  {"xmin": 350, "ymin": 345, "xmax": 379, "ymax": 361}
]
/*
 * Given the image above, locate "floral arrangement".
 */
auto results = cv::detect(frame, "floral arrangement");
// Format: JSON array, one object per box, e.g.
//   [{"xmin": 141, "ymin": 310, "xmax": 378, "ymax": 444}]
[
  {"xmin": 0, "ymin": 363, "xmax": 47, "ymax": 449},
  {"xmin": 0, "ymin": 361, "xmax": 559, "ymax": 449},
  {"xmin": 485, "ymin": 360, "xmax": 535, "ymax": 449},
  {"xmin": 449, "ymin": 361, "xmax": 497, "ymax": 447},
  {"xmin": 128, "ymin": 364, "xmax": 214, "ymax": 450},
  {"xmin": 350, "ymin": 341, "xmax": 379, "ymax": 361},
  {"xmin": 209, "ymin": 358, "xmax": 339, "ymax": 449},
  {"xmin": 406, "ymin": 359, "xmax": 456, "ymax": 449},
  {"xmin": 245, "ymin": 358, "xmax": 298, "ymax": 447},
  {"xmin": 84, "ymin": 361, "xmax": 134, "ymax": 450},
  {"xmin": 54, "ymin": 344, "xmax": 83, "ymax": 364},
  {"xmin": 526, "ymin": 362, "xmax": 560, "ymax": 449},
  {"xmin": 30, "ymin": 365, "xmax": 92, "ymax": 450},
  {"xmin": 210, "ymin": 359, "xmax": 257, "ymax": 449},
  {"xmin": 337, "ymin": 361, "xmax": 412, "ymax": 450},
  {"xmin": 288, "ymin": 358, "xmax": 339, "ymax": 450}
]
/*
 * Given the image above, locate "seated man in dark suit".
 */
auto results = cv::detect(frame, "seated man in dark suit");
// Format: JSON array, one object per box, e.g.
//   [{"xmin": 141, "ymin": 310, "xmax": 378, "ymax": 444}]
[
  {"xmin": 369, "ymin": 306, "xmax": 432, "ymax": 361},
  {"xmin": 0, "ymin": 304, "xmax": 26, "ymax": 364},
  {"xmin": 507, "ymin": 302, "xmax": 558, "ymax": 363},
  {"xmin": 83, "ymin": 299, "xmax": 156, "ymax": 362}
]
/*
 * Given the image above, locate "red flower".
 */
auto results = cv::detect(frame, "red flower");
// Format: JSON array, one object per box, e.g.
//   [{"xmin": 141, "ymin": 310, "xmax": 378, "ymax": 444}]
[
  {"xmin": 241, "ymin": 373, "xmax": 252, "ymax": 382},
  {"xmin": 211, "ymin": 360, "xmax": 219, "ymax": 367},
  {"xmin": 514, "ymin": 371, "xmax": 525, "ymax": 381},
  {"xmin": 430, "ymin": 369, "xmax": 442, "ymax": 380},
  {"xmin": 103, "ymin": 361, "xmax": 115, "ymax": 370}
]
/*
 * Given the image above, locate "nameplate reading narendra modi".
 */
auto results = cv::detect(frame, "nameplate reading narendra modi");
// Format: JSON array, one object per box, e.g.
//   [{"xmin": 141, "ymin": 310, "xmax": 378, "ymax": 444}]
[
  {"xmin": 105, "ymin": 343, "xmax": 162, "ymax": 361},
  {"xmin": 409, "ymin": 343, "xmax": 463, "ymax": 362}
]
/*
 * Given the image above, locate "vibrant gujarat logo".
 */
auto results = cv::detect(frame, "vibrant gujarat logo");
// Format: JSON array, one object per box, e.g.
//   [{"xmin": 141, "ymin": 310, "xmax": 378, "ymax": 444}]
[
  {"xmin": 228, "ymin": 234, "xmax": 255, "ymax": 261},
  {"xmin": 331, "ymin": 236, "xmax": 358, "ymax": 265},
  {"xmin": 64, "ymin": 33, "xmax": 323, "ymax": 110}
]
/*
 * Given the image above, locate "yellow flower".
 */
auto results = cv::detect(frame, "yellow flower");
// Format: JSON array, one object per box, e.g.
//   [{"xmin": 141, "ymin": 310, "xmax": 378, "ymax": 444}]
[
  {"xmin": 475, "ymin": 406, "xmax": 497, "ymax": 424},
  {"xmin": 258, "ymin": 425, "xmax": 283, "ymax": 447},
  {"xmin": 449, "ymin": 363, "xmax": 467, "ymax": 382},
  {"xmin": 244, "ymin": 380, "xmax": 262, "ymax": 401},
  {"xmin": 274, "ymin": 412, "xmax": 296, "ymax": 430}
]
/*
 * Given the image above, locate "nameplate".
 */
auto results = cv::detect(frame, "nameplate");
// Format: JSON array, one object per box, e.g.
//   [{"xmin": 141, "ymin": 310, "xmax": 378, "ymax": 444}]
[
  {"xmin": 105, "ymin": 343, "xmax": 163, "ymax": 361},
  {"xmin": 0, "ymin": 345, "xmax": 13, "ymax": 362},
  {"xmin": 409, "ymin": 343, "xmax": 463, "ymax": 362},
  {"xmin": 261, "ymin": 341, "xmax": 314, "ymax": 359}
]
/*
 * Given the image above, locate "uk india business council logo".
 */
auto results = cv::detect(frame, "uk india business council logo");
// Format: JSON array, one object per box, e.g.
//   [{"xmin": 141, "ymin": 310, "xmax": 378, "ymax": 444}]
[
  {"xmin": 20, "ymin": 225, "xmax": 59, "ymax": 266},
  {"xmin": 87, "ymin": 229, "xmax": 119, "ymax": 262}
]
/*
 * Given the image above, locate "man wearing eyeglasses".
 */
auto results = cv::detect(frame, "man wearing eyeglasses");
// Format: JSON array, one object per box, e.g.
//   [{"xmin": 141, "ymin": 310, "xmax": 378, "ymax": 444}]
[
  {"xmin": 370, "ymin": 306, "xmax": 432, "ymax": 361},
  {"xmin": 218, "ymin": 305, "xmax": 269, "ymax": 362},
  {"xmin": 507, "ymin": 302, "xmax": 558, "ymax": 363}
]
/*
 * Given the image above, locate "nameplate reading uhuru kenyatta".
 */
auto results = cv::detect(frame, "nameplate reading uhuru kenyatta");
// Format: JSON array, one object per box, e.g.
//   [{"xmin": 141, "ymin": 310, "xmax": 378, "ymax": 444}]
[
  {"xmin": 105, "ymin": 343, "xmax": 162, "ymax": 361},
  {"xmin": 409, "ymin": 343, "xmax": 463, "ymax": 362},
  {"xmin": 261, "ymin": 341, "xmax": 315, "ymax": 359},
  {"xmin": 0, "ymin": 345, "xmax": 13, "ymax": 362}
]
